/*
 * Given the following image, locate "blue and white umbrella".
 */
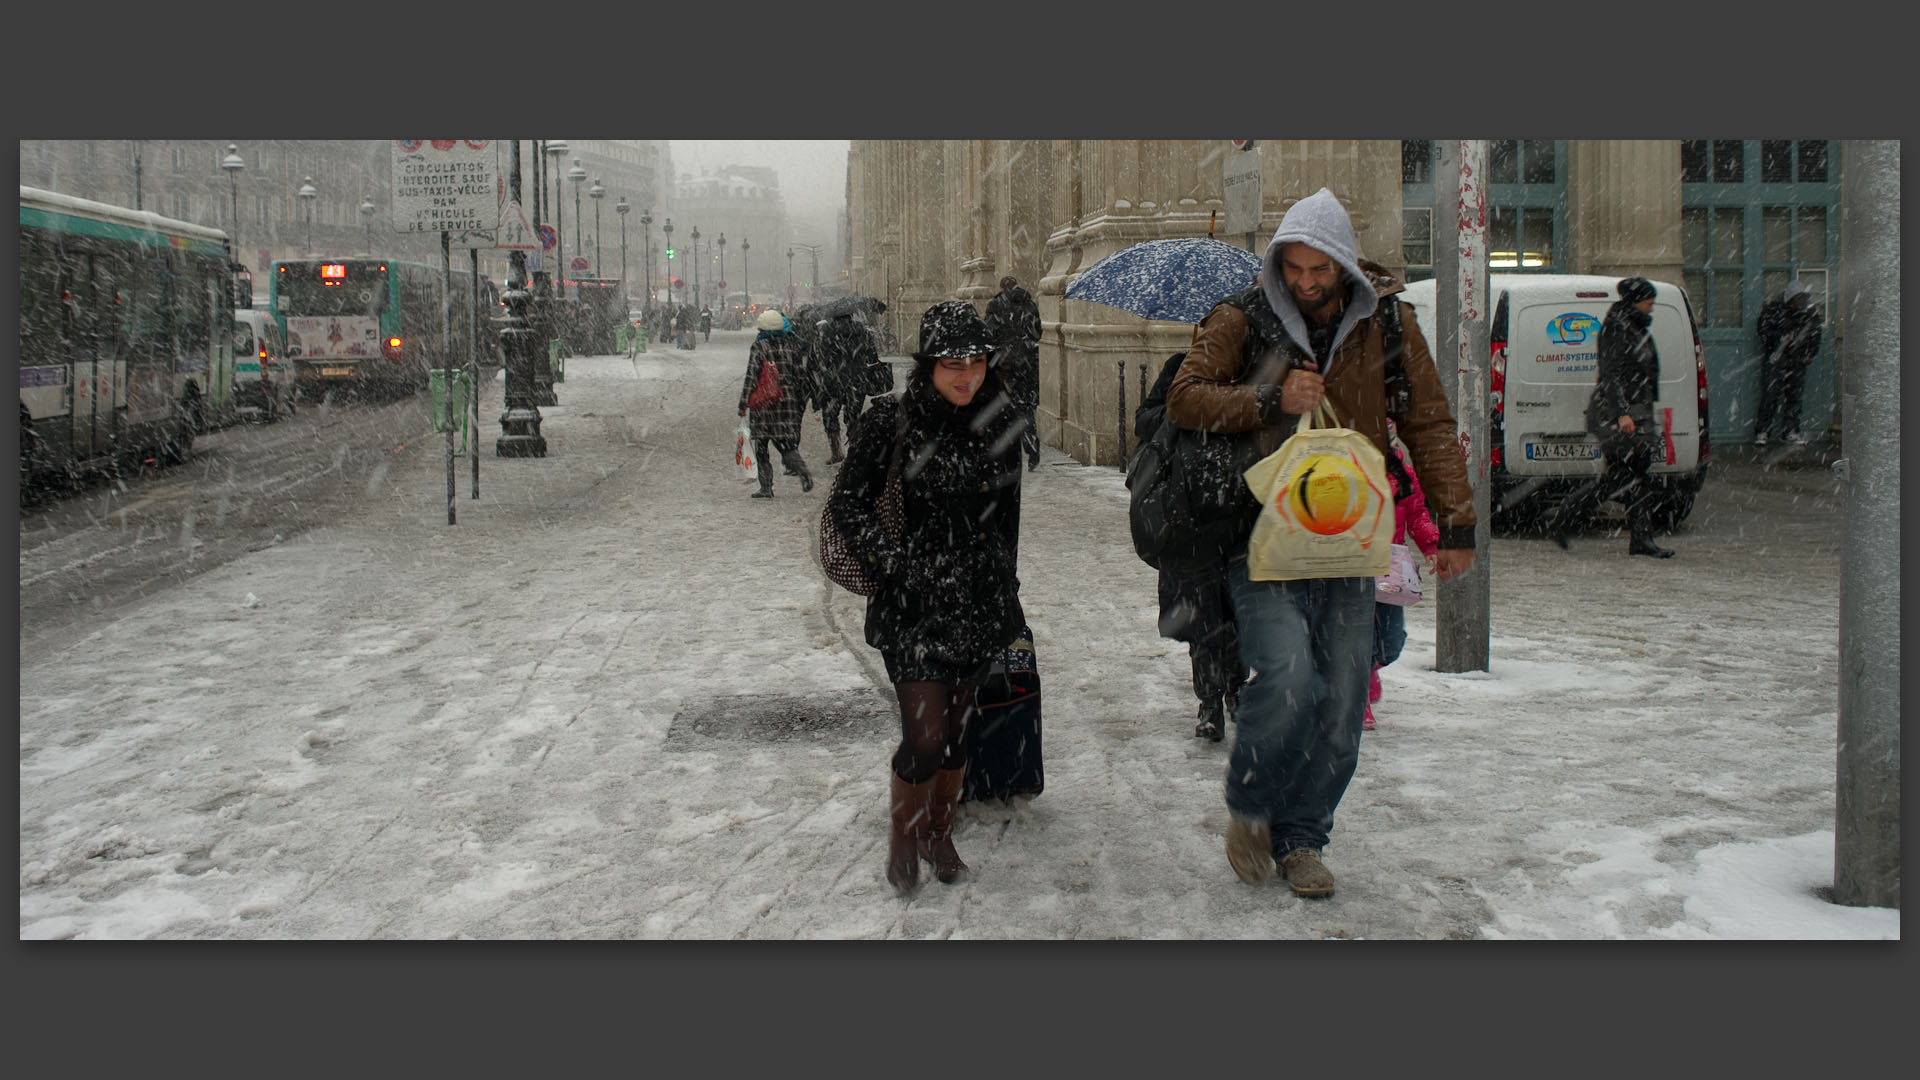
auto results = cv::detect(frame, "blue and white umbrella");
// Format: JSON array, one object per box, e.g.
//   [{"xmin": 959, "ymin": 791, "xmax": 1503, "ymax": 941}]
[{"xmin": 1064, "ymin": 236, "xmax": 1265, "ymax": 324}]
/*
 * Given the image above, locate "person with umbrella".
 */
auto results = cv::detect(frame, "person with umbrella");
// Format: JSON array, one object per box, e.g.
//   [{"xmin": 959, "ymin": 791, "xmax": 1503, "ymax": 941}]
[
  {"xmin": 985, "ymin": 275, "xmax": 1044, "ymax": 471},
  {"xmin": 1163, "ymin": 187, "xmax": 1478, "ymax": 899}
]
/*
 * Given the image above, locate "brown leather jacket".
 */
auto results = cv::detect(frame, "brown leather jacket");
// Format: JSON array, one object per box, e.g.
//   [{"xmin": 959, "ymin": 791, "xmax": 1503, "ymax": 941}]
[{"xmin": 1164, "ymin": 264, "xmax": 1477, "ymax": 550}]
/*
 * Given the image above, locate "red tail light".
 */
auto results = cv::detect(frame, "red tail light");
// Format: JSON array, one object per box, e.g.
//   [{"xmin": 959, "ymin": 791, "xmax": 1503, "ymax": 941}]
[
  {"xmin": 1488, "ymin": 340, "xmax": 1507, "ymax": 471},
  {"xmin": 1694, "ymin": 330, "xmax": 1710, "ymax": 463},
  {"xmin": 382, "ymin": 336, "xmax": 403, "ymax": 360}
]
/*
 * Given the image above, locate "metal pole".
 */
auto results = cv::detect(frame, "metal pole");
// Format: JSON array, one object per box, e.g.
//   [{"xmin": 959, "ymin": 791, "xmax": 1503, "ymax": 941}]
[
  {"xmin": 1116, "ymin": 359, "xmax": 1126, "ymax": 470},
  {"xmin": 1833, "ymin": 138, "xmax": 1899, "ymax": 909},
  {"xmin": 498, "ymin": 140, "xmax": 546, "ymax": 458},
  {"xmin": 1434, "ymin": 140, "xmax": 1491, "ymax": 673},
  {"xmin": 443, "ymin": 230, "xmax": 456, "ymax": 525},
  {"xmin": 470, "ymin": 245, "xmax": 480, "ymax": 497}
]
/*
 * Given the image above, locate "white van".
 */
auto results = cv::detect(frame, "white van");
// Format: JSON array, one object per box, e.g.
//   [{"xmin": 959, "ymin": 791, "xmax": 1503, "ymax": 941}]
[
  {"xmin": 232, "ymin": 309, "xmax": 294, "ymax": 421},
  {"xmin": 1399, "ymin": 274, "xmax": 1708, "ymax": 531}
]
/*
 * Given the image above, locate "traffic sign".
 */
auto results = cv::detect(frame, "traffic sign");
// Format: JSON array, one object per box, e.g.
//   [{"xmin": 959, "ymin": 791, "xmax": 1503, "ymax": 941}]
[
  {"xmin": 716, "ymin": 280, "xmax": 726, "ymax": 290},
  {"xmin": 537, "ymin": 225, "xmax": 557, "ymax": 251},
  {"xmin": 391, "ymin": 140, "xmax": 498, "ymax": 239},
  {"xmin": 1231, "ymin": 139, "xmax": 1256, "ymax": 151},
  {"xmin": 494, "ymin": 200, "xmax": 536, "ymax": 250},
  {"xmin": 571, "ymin": 256, "xmax": 589, "ymax": 272}
]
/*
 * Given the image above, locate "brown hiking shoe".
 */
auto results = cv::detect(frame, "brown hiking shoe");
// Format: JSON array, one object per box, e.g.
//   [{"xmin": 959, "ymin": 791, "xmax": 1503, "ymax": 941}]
[
  {"xmin": 1225, "ymin": 816, "xmax": 1274, "ymax": 885},
  {"xmin": 1280, "ymin": 849, "xmax": 1336, "ymax": 898}
]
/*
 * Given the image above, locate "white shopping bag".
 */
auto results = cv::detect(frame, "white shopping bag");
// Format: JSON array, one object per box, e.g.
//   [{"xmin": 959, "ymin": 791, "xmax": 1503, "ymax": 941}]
[{"xmin": 734, "ymin": 418, "xmax": 759, "ymax": 482}]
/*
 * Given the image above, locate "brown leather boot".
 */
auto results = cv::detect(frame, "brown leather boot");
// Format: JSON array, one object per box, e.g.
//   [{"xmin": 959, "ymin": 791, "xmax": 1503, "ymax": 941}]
[
  {"xmin": 919, "ymin": 767, "xmax": 969, "ymax": 884},
  {"xmin": 887, "ymin": 772, "xmax": 933, "ymax": 892}
]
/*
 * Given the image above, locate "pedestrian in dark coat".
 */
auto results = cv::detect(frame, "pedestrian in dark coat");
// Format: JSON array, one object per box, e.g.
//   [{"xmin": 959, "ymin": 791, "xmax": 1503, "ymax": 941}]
[
  {"xmin": 1134, "ymin": 351, "xmax": 1245, "ymax": 742},
  {"xmin": 985, "ymin": 275, "xmax": 1044, "ymax": 470},
  {"xmin": 737, "ymin": 309, "xmax": 814, "ymax": 497},
  {"xmin": 824, "ymin": 300, "xmax": 1024, "ymax": 893},
  {"xmin": 1546, "ymin": 276, "xmax": 1675, "ymax": 557},
  {"xmin": 1753, "ymin": 279, "xmax": 1821, "ymax": 446},
  {"xmin": 817, "ymin": 311, "xmax": 878, "ymax": 463},
  {"xmin": 700, "ymin": 306, "xmax": 712, "ymax": 340}
]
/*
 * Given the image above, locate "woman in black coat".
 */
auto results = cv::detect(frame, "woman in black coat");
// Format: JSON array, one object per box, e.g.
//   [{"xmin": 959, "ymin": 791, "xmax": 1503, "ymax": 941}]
[
  {"xmin": 1134, "ymin": 352, "xmax": 1246, "ymax": 741},
  {"xmin": 824, "ymin": 301, "xmax": 1025, "ymax": 892},
  {"xmin": 1546, "ymin": 277, "xmax": 1675, "ymax": 558}
]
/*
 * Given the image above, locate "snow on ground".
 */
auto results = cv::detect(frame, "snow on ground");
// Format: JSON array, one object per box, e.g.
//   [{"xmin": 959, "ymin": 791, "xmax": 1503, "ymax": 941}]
[{"xmin": 17, "ymin": 332, "xmax": 1897, "ymax": 939}]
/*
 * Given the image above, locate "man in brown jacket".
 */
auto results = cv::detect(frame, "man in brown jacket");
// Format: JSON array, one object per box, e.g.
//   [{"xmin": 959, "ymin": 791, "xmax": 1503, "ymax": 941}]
[{"xmin": 1164, "ymin": 187, "xmax": 1476, "ymax": 898}]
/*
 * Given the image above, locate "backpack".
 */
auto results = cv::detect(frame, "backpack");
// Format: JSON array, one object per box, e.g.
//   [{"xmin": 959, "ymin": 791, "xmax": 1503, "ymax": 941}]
[{"xmin": 1220, "ymin": 283, "xmax": 1410, "ymax": 418}]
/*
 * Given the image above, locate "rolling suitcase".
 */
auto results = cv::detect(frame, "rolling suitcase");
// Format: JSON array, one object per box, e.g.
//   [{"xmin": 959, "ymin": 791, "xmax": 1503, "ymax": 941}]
[{"xmin": 962, "ymin": 624, "xmax": 1043, "ymax": 802}]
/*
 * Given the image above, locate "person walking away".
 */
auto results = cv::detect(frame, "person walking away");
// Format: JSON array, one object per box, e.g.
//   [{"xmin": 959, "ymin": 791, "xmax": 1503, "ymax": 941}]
[
  {"xmin": 1752, "ymin": 279, "xmax": 1821, "ymax": 446},
  {"xmin": 823, "ymin": 301, "xmax": 1026, "ymax": 892},
  {"xmin": 818, "ymin": 310, "xmax": 879, "ymax": 463},
  {"xmin": 1368, "ymin": 420, "xmax": 1441, "ymax": 731},
  {"xmin": 1543, "ymin": 277, "xmax": 1675, "ymax": 558},
  {"xmin": 1136, "ymin": 351, "xmax": 1246, "ymax": 742},
  {"xmin": 1164, "ymin": 187, "xmax": 1478, "ymax": 899},
  {"xmin": 737, "ymin": 309, "xmax": 815, "ymax": 498},
  {"xmin": 985, "ymin": 275, "xmax": 1045, "ymax": 471},
  {"xmin": 700, "ymin": 305, "xmax": 713, "ymax": 342}
]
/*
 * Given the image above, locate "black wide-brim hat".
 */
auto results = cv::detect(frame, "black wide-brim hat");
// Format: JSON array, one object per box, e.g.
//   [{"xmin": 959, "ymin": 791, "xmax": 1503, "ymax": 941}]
[{"xmin": 912, "ymin": 300, "xmax": 995, "ymax": 361}]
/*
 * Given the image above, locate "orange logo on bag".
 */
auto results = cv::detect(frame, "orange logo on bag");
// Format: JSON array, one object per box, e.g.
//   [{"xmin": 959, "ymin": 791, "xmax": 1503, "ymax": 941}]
[{"xmin": 1279, "ymin": 451, "xmax": 1386, "ymax": 538}]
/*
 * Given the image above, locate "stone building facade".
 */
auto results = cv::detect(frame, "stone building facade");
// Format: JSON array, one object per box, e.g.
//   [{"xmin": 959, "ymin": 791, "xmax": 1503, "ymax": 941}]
[
  {"xmin": 662, "ymin": 167, "xmax": 790, "ymax": 309},
  {"xmin": 846, "ymin": 139, "xmax": 1845, "ymax": 465}
]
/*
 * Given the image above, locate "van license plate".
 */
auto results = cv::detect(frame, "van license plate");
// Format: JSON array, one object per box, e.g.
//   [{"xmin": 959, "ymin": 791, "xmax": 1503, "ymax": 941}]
[
  {"xmin": 1525, "ymin": 441, "xmax": 1600, "ymax": 461},
  {"xmin": 321, "ymin": 367, "xmax": 352, "ymax": 377}
]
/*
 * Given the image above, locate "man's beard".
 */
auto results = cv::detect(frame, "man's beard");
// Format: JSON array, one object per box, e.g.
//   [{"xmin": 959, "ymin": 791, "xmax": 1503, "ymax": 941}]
[{"xmin": 1292, "ymin": 276, "xmax": 1344, "ymax": 318}]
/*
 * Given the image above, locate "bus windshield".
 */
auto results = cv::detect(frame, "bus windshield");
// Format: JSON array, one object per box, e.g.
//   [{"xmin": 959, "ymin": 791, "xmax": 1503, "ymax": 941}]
[{"xmin": 276, "ymin": 262, "xmax": 389, "ymax": 317}]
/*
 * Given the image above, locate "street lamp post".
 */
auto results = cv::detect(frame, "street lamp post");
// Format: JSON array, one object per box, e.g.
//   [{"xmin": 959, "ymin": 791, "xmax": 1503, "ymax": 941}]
[
  {"xmin": 569, "ymin": 158, "xmax": 586, "ymax": 267},
  {"xmin": 690, "ymin": 226, "xmax": 701, "ymax": 306},
  {"xmin": 359, "ymin": 194, "xmax": 375, "ymax": 255},
  {"xmin": 716, "ymin": 233, "xmax": 726, "ymax": 311},
  {"xmin": 297, "ymin": 176, "xmax": 317, "ymax": 255},
  {"xmin": 589, "ymin": 177, "xmax": 604, "ymax": 278},
  {"xmin": 538, "ymin": 140, "xmax": 567, "ymax": 408},
  {"xmin": 639, "ymin": 208, "xmax": 652, "ymax": 305},
  {"xmin": 792, "ymin": 242, "xmax": 824, "ymax": 303},
  {"xmin": 497, "ymin": 139, "xmax": 546, "ymax": 458},
  {"xmin": 787, "ymin": 247, "xmax": 795, "ymax": 307},
  {"xmin": 662, "ymin": 218, "xmax": 674, "ymax": 305},
  {"xmin": 741, "ymin": 237, "xmax": 750, "ymax": 309},
  {"xmin": 615, "ymin": 196, "xmax": 630, "ymax": 308},
  {"xmin": 220, "ymin": 144, "xmax": 244, "ymax": 270}
]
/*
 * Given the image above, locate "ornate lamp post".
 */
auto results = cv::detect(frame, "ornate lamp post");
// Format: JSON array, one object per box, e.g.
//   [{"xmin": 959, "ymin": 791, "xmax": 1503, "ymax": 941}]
[
  {"xmin": 741, "ymin": 237, "xmax": 750, "ymax": 308},
  {"xmin": 568, "ymin": 158, "xmax": 586, "ymax": 265},
  {"xmin": 639, "ymin": 207, "xmax": 653, "ymax": 304},
  {"xmin": 545, "ymin": 140, "xmax": 568, "ymax": 294},
  {"xmin": 497, "ymin": 139, "xmax": 546, "ymax": 458},
  {"xmin": 297, "ymin": 176, "xmax": 317, "ymax": 255},
  {"xmin": 690, "ymin": 225, "xmax": 701, "ymax": 306},
  {"xmin": 661, "ymin": 217, "xmax": 674, "ymax": 305},
  {"xmin": 787, "ymin": 246, "xmax": 795, "ymax": 307},
  {"xmin": 589, "ymin": 176, "xmax": 604, "ymax": 277},
  {"xmin": 615, "ymin": 195, "xmax": 630, "ymax": 307},
  {"xmin": 715, "ymin": 233, "xmax": 726, "ymax": 311},
  {"xmin": 220, "ymin": 144, "xmax": 244, "ymax": 269},
  {"xmin": 359, "ymin": 194, "xmax": 375, "ymax": 255}
]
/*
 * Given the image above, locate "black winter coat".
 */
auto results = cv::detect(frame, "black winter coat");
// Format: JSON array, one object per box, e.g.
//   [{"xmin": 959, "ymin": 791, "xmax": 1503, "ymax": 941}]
[
  {"xmin": 1135, "ymin": 352, "xmax": 1236, "ymax": 644},
  {"xmin": 826, "ymin": 382, "xmax": 1025, "ymax": 674},
  {"xmin": 817, "ymin": 315, "xmax": 878, "ymax": 402},
  {"xmin": 1587, "ymin": 301, "xmax": 1661, "ymax": 436},
  {"xmin": 985, "ymin": 286, "xmax": 1042, "ymax": 407}
]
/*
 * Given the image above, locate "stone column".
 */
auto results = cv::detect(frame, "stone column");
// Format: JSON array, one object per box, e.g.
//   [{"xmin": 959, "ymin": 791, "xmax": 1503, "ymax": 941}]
[{"xmin": 1566, "ymin": 140, "xmax": 1683, "ymax": 282}]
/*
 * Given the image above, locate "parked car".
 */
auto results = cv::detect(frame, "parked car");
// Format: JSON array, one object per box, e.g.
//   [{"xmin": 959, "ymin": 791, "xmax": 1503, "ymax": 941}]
[
  {"xmin": 232, "ymin": 308, "xmax": 294, "ymax": 421},
  {"xmin": 1399, "ymin": 274, "xmax": 1708, "ymax": 531}
]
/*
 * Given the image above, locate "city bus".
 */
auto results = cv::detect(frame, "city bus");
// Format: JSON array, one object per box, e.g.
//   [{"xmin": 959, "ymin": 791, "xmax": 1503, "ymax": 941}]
[
  {"xmin": 269, "ymin": 257, "xmax": 498, "ymax": 400},
  {"xmin": 19, "ymin": 185, "xmax": 232, "ymax": 491}
]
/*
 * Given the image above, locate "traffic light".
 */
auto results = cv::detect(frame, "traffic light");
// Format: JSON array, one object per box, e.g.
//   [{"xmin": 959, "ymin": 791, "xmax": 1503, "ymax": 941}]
[{"xmin": 665, "ymin": 248, "xmax": 675, "ymax": 260}]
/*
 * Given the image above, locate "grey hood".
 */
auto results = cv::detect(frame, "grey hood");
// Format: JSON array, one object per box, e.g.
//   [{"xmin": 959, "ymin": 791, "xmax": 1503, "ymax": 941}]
[{"xmin": 1258, "ymin": 186, "xmax": 1379, "ymax": 373}]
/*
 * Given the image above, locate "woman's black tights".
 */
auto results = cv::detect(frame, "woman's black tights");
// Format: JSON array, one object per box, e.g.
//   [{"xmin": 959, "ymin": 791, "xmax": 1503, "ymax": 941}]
[{"xmin": 891, "ymin": 681, "xmax": 974, "ymax": 784}]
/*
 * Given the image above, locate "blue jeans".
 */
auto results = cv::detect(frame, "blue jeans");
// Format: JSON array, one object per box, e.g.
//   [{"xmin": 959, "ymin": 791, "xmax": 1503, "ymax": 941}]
[
  {"xmin": 1225, "ymin": 562, "xmax": 1374, "ymax": 856},
  {"xmin": 1373, "ymin": 602, "xmax": 1407, "ymax": 669}
]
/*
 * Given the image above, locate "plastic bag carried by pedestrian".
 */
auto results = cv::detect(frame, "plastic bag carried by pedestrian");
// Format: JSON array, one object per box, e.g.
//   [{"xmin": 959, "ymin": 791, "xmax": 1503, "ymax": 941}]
[
  {"xmin": 1242, "ymin": 402, "xmax": 1394, "ymax": 582},
  {"xmin": 734, "ymin": 417, "xmax": 759, "ymax": 482}
]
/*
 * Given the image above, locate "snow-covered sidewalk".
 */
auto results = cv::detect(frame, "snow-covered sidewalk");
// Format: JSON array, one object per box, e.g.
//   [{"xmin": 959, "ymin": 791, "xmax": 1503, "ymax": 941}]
[{"xmin": 18, "ymin": 334, "xmax": 1896, "ymax": 939}]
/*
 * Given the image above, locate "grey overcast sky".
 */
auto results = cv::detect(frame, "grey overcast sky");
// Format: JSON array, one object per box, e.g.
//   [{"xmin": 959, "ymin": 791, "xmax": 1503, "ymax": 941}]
[{"xmin": 669, "ymin": 140, "xmax": 849, "ymax": 227}]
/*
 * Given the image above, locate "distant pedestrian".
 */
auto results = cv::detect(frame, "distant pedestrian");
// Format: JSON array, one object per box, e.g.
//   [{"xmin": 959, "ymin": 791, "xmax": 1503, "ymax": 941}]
[
  {"xmin": 1753, "ymin": 279, "xmax": 1820, "ymax": 446},
  {"xmin": 1544, "ymin": 277, "xmax": 1675, "ymax": 558},
  {"xmin": 817, "ymin": 310, "xmax": 879, "ymax": 462},
  {"xmin": 1368, "ymin": 422, "xmax": 1440, "ymax": 731},
  {"xmin": 737, "ymin": 310, "xmax": 814, "ymax": 498},
  {"xmin": 1135, "ymin": 351, "xmax": 1245, "ymax": 742},
  {"xmin": 823, "ymin": 300, "xmax": 1026, "ymax": 892},
  {"xmin": 985, "ymin": 275, "xmax": 1044, "ymax": 471},
  {"xmin": 700, "ymin": 305, "xmax": 713, "ymax": 341}
]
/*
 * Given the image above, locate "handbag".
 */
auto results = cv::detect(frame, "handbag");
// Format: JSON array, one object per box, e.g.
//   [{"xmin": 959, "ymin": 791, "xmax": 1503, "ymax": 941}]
[
  {"xmin": 1242, "ymin": 401, "xmax": 1394, "ymax": 582},
  {"xmin": 818, "ymin": 398, "xmax": 910, "ymax": 595},
  {"xmin": 746, "ymin": 355, "xmax": 783, "ymax": 409},
  {"xmin": 961, "ymin": 624, "xmax": 1042, "ymax": 802},
  {"xmin": 733, "ymin": 417, "xmax": 758, "ymax": 482},
  {"xmin": 1373, "ymin": 543, "xmax": 1424, "ymax": 606}
]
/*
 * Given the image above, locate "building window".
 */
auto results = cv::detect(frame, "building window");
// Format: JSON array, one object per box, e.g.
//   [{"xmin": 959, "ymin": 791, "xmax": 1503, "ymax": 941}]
[
  {"xmin": 1484, "ymin": 141, "xmax": 1555, "ymax": 185},
  {"xmin": 1401, "ymin": 206, "xmax": 1432, "ymax": 281},
  {"xmin": 1401, "ymin": 140, "xmax": 1431, "ymax": 184},
  {"xmin": 1761, "ymin": 140, "xmax": 1794, "ymax": 183},
  {"xmin": 1681, "ymin": 140, "xmax": 1709, "ymax": 183},
  {"xmin": 172, "ymin": 193, "xmax": 191, "ymax": 220},
  {"xmin": 1796, "ymin": 141, "xmax": 1829, "ymax": 182},
  {"xmin": 256, "ymin": 195, "xmax": 271, "ymax": 224},
  {"xmin": 171, "ymin": 147, "xmax": 186, "ymax": 173},
  {"xmin": 1712, "ymin": 140, "xmax": 1744, "ymax": 183}
]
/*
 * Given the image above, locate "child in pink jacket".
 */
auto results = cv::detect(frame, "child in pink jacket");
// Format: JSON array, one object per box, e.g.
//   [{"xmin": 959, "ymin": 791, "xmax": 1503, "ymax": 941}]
[{"xmin": 1370, "ymin": 421, "xmax": 1440, "ymax": 730}]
